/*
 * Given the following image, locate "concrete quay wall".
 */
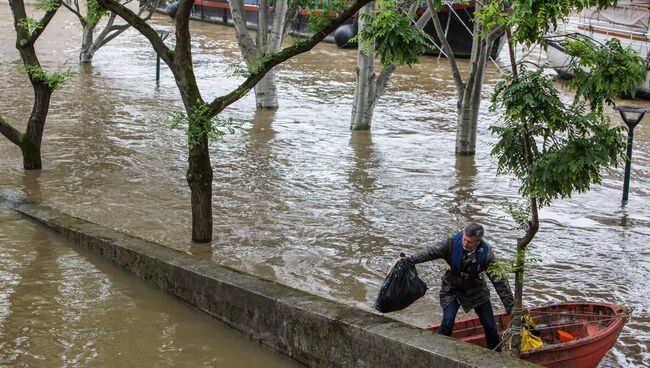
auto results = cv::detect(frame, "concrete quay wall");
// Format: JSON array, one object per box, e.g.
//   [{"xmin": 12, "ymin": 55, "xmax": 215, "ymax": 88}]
[{"xmin": 1, "ymin": 191, "xmax": 538, "ymax": 368}]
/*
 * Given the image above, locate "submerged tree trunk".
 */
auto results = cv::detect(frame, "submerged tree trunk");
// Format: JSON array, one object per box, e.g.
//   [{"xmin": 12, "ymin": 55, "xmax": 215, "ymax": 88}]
[
  {"xmin": 20, "ymin": 83, "xmax": 52, "ymax": 169},
  {"xmin": 80, "ymin": 23, "xmax": 95, "ymax": 63},
  {"xmin": 4, "ymin": 0, "xmax": 59, "ymax": 170},
  {"xmin": 427, "ymin": 0, "xmax": 499, "ymax": 155},
  {"xmin": 352, "ymin": 1, "xmax": 423, "ymax": 130},
  {"xmin": 455, "ymin": 35, "xmax": 493, "ymax": 155},
  {"xmin": 351, "ymin": 3, "xmax": 376, "ymax": 130},
  {"xmin": 187, "ymin": 138, "xmax": 213, "ymax": 242},
  {"xmin": 254, "ymin": 71, "xmax": 278, "ymax": 109},
  {"xmin": 61, "ymin": 1, "xmax": 158, "ymax": 65}
]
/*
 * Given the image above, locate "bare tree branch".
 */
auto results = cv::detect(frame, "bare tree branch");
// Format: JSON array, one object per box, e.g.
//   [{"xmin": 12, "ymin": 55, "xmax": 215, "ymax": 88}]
[
  {"xmin": 0, "ymin": 116, "xmax": 23, "ymax": 147},
  {"xmin": 92, "ymin": 0, "xmax": 160, "ymax": 51},
  {"xmin": 373, "ymin": 64, "xmax": 397, "ymax": 104},
  {"xmin": 95, "ymin": 0, "xmax": 173, "ymax": 64},
  {"xmin": 60, "ymin": 0, "xmax": 84, "ymax": 22},
  {"xmin": 25, "ymin": 1, "xmax": 62, "ymax": 45}
]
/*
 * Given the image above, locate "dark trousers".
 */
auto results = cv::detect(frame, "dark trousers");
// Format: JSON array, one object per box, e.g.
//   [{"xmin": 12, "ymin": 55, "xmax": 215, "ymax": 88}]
[{"xmin": 438, "ymin": 298, "xmax": 500, "ymax": 350}]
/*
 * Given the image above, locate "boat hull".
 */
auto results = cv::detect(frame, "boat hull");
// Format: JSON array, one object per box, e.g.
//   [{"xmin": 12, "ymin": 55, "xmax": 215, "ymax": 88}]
[{"xmin": 424, "ymin": 301, "xmax": 626, "ymax": 368}]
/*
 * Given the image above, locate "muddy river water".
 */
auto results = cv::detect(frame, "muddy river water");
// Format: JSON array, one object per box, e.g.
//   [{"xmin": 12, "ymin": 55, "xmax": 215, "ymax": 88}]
[{"xmin": 1, "ymin": 4, "xmax": 649, "ymax": 367}]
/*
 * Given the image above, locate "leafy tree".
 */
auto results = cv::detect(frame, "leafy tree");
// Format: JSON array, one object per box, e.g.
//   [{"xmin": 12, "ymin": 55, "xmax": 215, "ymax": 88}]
[
  {"xmin": 485, "ymin": 0, "xmax": 646, "ymax": 355},
  {"xmin": 60, "ymin": 0, "xmax": 160, "ymax": 63},
  {"xmin": 96, "ymin": 0, "xmax": 375, "ymax": 242},
  {"xmin": 1, "ymin": 0, "xmax": 71, "ymax": 170}
]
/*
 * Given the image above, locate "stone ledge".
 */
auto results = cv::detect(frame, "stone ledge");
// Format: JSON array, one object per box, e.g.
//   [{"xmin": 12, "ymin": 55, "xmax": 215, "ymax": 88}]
[{"xmin": 1, "ymin": 189, "xmax": 538, "ymax": 368}]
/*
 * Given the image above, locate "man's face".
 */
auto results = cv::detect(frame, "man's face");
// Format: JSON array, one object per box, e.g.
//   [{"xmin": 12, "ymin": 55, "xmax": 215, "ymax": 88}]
[{"xmin": 462, "ymin": 232, "xmax": 481, "ymax": 251}]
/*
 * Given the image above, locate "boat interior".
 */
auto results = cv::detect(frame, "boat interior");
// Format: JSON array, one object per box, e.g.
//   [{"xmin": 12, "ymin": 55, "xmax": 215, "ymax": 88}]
[{"xmin": 428, "ymin": 303, "xmax": 623, "ymax": 349}]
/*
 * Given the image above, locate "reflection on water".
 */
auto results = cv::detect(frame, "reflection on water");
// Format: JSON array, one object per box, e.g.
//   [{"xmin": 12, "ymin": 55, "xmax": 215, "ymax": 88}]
[
  {"xmin": 0, "ymin": 206, "xmax": 300, "ymax": 367},
  {"xmin": 1, "ymin": 4, "xmax": 649, "ymax": 367}
]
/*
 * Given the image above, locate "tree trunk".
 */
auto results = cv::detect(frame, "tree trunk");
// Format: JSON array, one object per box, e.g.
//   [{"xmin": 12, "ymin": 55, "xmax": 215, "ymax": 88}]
[
  {"xmin": 21, "ymin": 82, "xmax": 52, "ymax": 169},
  {"xmin": 455, "ymin": 105, "xmax": 476, "ymax": 155},
  {"xmin": 510, "ymin": 127, "xmax": 540, "ymax": 355},
  {"xmin": 351, "ymin": 1, "xmax": 400, "ymax": 130},
  {"xmin": 7, "ymin": 0, "xmax": 57, "ymax": 170},
  {"xmin": 351, "ymin": 3, "xmax": 376, "ymax": 130},
  {"xmin": 254, "ymin": 71, "xmax": 278, "ymax": 109},
  {"xmin": 186, "ymin": 138, "xmax": 213, "ymax": 243},
  {"xmin": 80, "ymin": 23, "xmax": 95, "ymax": 63},
  {"xmin": 454, "ymin": 5, "xmax": 493, "ymax": 156}
]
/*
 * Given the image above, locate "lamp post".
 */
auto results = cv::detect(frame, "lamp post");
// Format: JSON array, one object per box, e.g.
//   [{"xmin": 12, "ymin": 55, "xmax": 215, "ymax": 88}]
[
  {"xmin": 154, "ymin": 29, "xmax": 171, "ymax": 83},
  {"xmin": 614, "ymin": 105, "xmax": 649, "ymax": 204}
]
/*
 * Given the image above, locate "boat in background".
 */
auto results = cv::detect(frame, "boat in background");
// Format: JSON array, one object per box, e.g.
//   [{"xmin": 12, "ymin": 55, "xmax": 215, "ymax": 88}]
[
  {"xmin": 162, "ymin": 0, "xmax": 505, "ymax": 59},
  {"xmin": 424, "ymin": 301, "xmax": 627, "ymax": 368},
  {"xmin": 546, "ymin": 1, "xmax": 650, "ymax": 96}
]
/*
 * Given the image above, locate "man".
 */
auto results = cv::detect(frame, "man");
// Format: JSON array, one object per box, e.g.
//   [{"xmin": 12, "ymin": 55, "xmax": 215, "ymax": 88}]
[{"xmin": 409, "ymin": 223, "xmax": 514, "ymax": 350}]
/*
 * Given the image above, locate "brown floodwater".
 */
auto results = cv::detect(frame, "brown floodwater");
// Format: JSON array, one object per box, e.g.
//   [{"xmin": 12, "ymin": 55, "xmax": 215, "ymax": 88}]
[
  {"xmin": 0, "ymin": 204, "xmax": 301, "ymax": 367},
  {"xmin": 1, "ymin": 4, "xmax": 649, "ymax": 367}
]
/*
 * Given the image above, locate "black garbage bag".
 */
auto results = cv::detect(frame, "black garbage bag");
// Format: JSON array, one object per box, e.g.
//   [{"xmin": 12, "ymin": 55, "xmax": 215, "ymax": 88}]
[{"xmin": 374, "ymin": 254, "xmax": 427, "ymax": 313}]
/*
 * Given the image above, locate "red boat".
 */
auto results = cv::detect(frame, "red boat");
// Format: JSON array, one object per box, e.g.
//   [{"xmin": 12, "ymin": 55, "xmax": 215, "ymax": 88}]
[{"xmin": 424, "ymin": 301, "xmax": 627, "ymax": 368}]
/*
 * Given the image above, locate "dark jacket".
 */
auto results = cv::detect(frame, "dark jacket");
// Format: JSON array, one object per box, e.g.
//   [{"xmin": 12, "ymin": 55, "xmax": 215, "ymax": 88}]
[{"xmin": 411, "ymin": 233, "xmax": 515, "ymax": 313}]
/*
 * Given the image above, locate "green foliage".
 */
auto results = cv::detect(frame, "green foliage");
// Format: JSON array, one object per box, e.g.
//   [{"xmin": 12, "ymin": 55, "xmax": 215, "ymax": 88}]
[
  {"xmin": 226, "ymin": 53, "xmax": 274, "ymax": 78},
  {"xmin": 304, "ymin": 0, "xmax": 347, "ymax": 33},
  {"xmin": 290, "ymin": 38, "xmax": 309, "ymax": 48},
  {"xmin": 23, "ymin": 64, "xmax": 74, "ymax": 90},
  {"xmin": 477, "ymin": 0, "xmax": 619, "ymax": 46},
  {"xmin": 563, "ymin": 37, "xmax": 647, "ymax": 113},
  {"xmin": 226, "ymin": 61, "xmax": 251, "ymax": 78},
  {"xmin": 307, "ymin": 12, "xmax": 336, "ymax": 33},
  {"xmin": 37, "ymin": 0, "xmax": 62, "ymax": 12},
  {"xmin": 487, "ymin": 199, "xmax": 531, "ymax": 231},
  {"xmin": 84, "ymin": 0, "xmax": 108, "ymax": 26},
  {"xmin": 487, "ymin": 249, "xmax": 542, "ymax": 279},
  {"xmin": 355, "ymin": 0, "xmax": 431, "ymax": 66},
  {"xmin": 168, "ymin": 101, "xmax": 243, "ymax": 145},
  {"xmin": 490, "ymin": 67, "xmax": 626, "ymax": 207},
  {"xmin": 18, "ymin": 18, "xmax": 43, "ymax": 36}
]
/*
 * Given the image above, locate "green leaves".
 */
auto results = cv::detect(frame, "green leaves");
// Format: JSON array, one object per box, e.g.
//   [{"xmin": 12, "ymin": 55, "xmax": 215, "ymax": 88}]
[
  {"xmin": 487, "ymin": 249, "xmax": 541, "ymax": 279},
  {"xmin": 355, "ymin": 0, "xmax": 430, "ymax": 66},
  {"xmin": 564, "ymin": 37, "xmax": 647, "ymax": 113},
  {"xmin": 303, "ymin": 0, "xmax": 347, "ymax": 33},
  {"xmin": 490, "ymin": 67, "xmax": 626, "ymax": 207},
  {"xmin": 168, "ymin": 102, "xmax": 243, "ymax": 146},
  {"xmin": 18, "ymin": 18, "xmax": 43, "ymax": 36},
  {"xmin": 23, "ymin": 64, "xmax": 74, "ymax": 90},
  {"xmin": 84, "ymin": 0, "xmax": 108, "ymax": 26},
  {"xmin": 476, "ymin": 0, "xmax": 620, "ymax": 47},
  {"xmin": 37, "ymin": 0, "xmax": 62, "ymax": 12}
]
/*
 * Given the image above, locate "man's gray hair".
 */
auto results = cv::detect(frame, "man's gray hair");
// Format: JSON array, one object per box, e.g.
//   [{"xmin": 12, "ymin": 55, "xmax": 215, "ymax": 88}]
[{"xmin": 464, "ymin": 223, "xmax": 484, "ymax": 239}]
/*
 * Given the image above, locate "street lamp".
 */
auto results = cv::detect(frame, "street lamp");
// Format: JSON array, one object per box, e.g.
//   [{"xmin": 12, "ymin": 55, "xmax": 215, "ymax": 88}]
[
  {"xmin": 614, "ymin": 105, "xmax": 649, "ymax": 204},
  {"xmin": 154, "ymin": 29, "xmax": 171, "ymax": 83}
]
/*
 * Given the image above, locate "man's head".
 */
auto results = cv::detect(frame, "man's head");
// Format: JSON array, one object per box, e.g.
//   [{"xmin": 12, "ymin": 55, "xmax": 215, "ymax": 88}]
[{"xmin": 462, "ymin": 223, "xmax": 484, "ymax": 251}]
